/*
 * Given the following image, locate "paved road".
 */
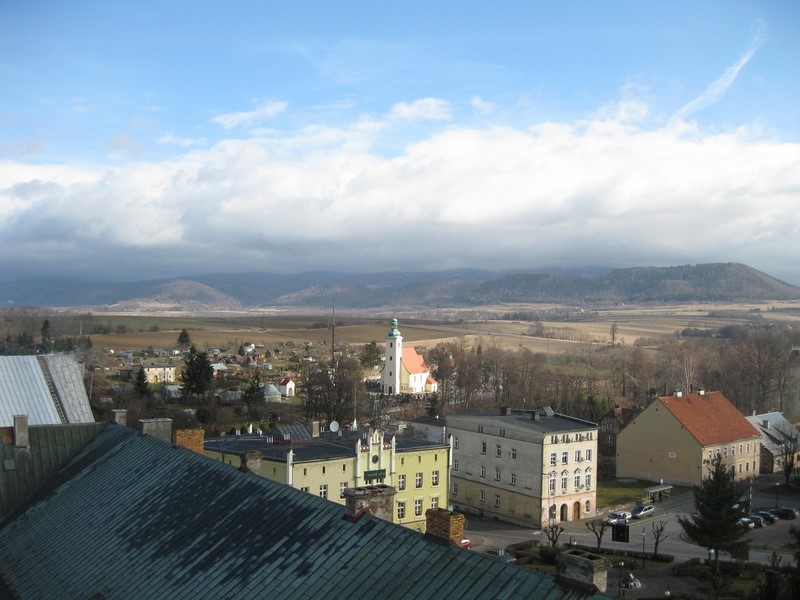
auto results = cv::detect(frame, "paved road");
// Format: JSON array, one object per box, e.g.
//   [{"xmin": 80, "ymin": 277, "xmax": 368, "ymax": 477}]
[{"xmin": 461, "ymin": 475, "xmax": 799, "ymax": 598}]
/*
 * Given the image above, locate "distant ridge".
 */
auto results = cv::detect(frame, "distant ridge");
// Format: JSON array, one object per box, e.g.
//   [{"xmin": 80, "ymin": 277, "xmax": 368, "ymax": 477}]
[{"xmin": 2, "ymin": 263, "xmax": 798, "ymax": 310}]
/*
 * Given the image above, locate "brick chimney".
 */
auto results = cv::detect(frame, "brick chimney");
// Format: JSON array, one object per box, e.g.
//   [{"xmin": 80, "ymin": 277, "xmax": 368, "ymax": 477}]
[
  {"xmin": 425, "ymin": 508, "xmax": 465, "ymax": 545},
  {"xmin": 240, "ymin": 450, "xmax": 262, "ymax": 474},
  {"xmin": 173, "ymin": 428, "xmax": 204, "ymax": 454},
  {"xmin": 14, "ymin": 415, "xmax": 29, "ymax": 450},
  {"xmin": 557, "ymin": 549, "xmax": 609, "ymax": 593},
  {"xmin": 343, "ymin": 485, "xmax": 397, "ymax": 522},
  {"xmin": 531, "ymin": 409, "xmax": 540, "ymax": 421}
]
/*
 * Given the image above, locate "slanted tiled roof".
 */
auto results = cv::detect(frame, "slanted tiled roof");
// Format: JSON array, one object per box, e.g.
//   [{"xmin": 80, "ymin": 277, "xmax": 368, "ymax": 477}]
[
  {"xmin": 0, "ymin": 424, "xmax": 608, "ymax": 600},
  {"xmin": 401, "ymin": 347, "xmax": 430, "ymax": 375},
  {"xmin": 0, "ymin": 422, "xmax": 106, "ymax": 517},
  {"xmin": 0, "ymin": 355, "xmax": 94, "ymax": 426},
  {"xmin": 658, "ymin": 391, "xmax": 759, "ymax": 446}
]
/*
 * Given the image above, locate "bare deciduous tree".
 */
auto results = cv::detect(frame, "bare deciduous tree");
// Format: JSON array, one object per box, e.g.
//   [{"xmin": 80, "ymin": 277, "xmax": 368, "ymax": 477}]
[{"xmin": 585, "ymin": 519, "xmax": 608, "ymax": 551}]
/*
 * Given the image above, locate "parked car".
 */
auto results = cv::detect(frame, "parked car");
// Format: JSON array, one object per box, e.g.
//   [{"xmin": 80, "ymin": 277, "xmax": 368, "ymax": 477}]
[
  {"xmin": 749, "ymin": 515, "xmax": 765, "ymax": 528},
  {"xmin": 485, "ymin": 549, "xmax": 517, "ymax": 564},
  {"xmin": 631, "ymin": 504, "xmax": 655, "ymax": 519},
  {"xmin": 738, "ymin": 517, "xmax": 755, "ymax": 529},
  {"xmin": 461, "ymin": 538, "xmax": 473, "ymax": 549},
  {"xmin": 756, "ymin": 511, "xmax": 776, "ymax": 524},
  {"xmin": 603, "ymin": 511, "xmax": 632, "ymax": 525},
  {"xmin": 732, "ymin": 498, "xmax": 751, "ymax": 512},
  {"xmin": 770, "ymin": 507, "xmax": 798, "ymax": 520}
]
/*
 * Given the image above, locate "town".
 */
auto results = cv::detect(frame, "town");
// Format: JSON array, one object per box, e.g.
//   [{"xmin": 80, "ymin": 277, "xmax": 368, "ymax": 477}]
[{"xmin": 2, "ymin": 311, "xmax": 800, "ymax": 599}]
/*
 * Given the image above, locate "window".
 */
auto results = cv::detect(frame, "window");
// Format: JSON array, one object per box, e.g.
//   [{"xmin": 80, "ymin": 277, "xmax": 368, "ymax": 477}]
[
  {"xmin": 452, "ymin": 483, "xmax": 459, "ymax": 495},
  {"xmin": 561, "ymin": 476, "xmax": 568, "ymax": 491},
  {"xmin": 495, "ymin": 468, "xmax": 501, "ymax": 481},
  {"xmin": 723, "ymin": 447, "xmax": 727, "ymax": 457},
  {"xmin": 319, "ymin": 484, "xmax": 328, "ymax": 499},
  {"xmin": 414, "ymin": 499, "xmax": 423, "ymax": 516},
  {"xmin": 510, "ymin": 472, "xmax": 517, "ymax": 485},
  {"xmin": 574, "ymin": 474, "xmax": 581, "ymax": 488},
  {"xmin": 453, "ymin": 436, "xmax": 459, "ymax": 449},
  {"xmin": 511, "ymin": 448, "xmax": 517, "ymax": 460},
  {"xmin": 480, "ymin": 490, "xmax": 485, "ymax": 503},
  {"xmin": 549, "ymin": 474, "xmax": 556, "ymax": 494},
  {"xmin": 431, "ymin": 496, "xmax": 439, "ymax": 509},
  {"xmin": 343, "ymin": 464, "xmax": 346, "ymax": 472},
  {"xmin": 739, "ymin": 444, "xmax": 743, "ymax": 454},
  {"xmin": 586, "ymin": 449, "xmax": 592, "ymax": 462},
  {"xmin": 496, "ymin": 445, "xmax": 502, "ymax": 458},
  {"xmin": 432, "ymin": 470, "xmax": 440, "ymax": 486},
  {"xmin": 607, "ymin": 434, "xmax": 613, "ymax": 444},
  {"xmin": 303, "ymin": 468, "xmax": 307, "ymax": 476},
  {"xmin": 322, "ymin": 466, "xmax": 326, "ymax": 474},
  {"xmin": 494, "ymin": 495, "xmax": 501, "ymax": 508},
  {"xmin": 415, "ymin": 472, "xmax": 423, "ymax": 488},
  {"xmin": 481, "ymin": 442, "xmax": 487, "ymax": 454},
  {"xmin": 708, "ymin": 450, "xmax": 713, "ymax": 461},
  {"xmin": 738, "ymin": 463, "xmax": 742, "ymax": 473},
  {"xmin": 550, "ymin": 452, "xmax": 557, "ymax": 466},
  {"xmin": 398, "ymin": 474, "xmax": 406, "ymax": 490},
  {"xmin": 585, "ymin": 473, "xmax": 592, "ymax": 488},
  {"xmin": 561, "ymin": 451, "xmax": 568, "ymax": 465},
  {"xmin": 746, "ymin": 442, "xmax": 750, "ymax": 453},
  {"xmin": 397, "ymin": 501, "xmax": 406, "ymax": 519},
  {"xmin": 731, "ymin": 445, "xmax": 735, "ymax": 456},
  {"xmin": 746, "ymin": 462, "xmax": 750, "ymax": 472},
  {"xmin": 300, "ymin": 486, "xmax": 309, "ymax": 493},
  {"xmin": 585, "ymin": 500, "xmax": 591, "ymax": 513},
  {"xmin": 453, "ymin": 459, "xmax": 459, "ymax": 471},
  {"xmin": 575, "ymin": 450, "xmax": 582, "ymax": 462},
  {"xmin": 605, "ymin": 422, "xmax": 613, "ymax": 431},
  {"xmin": 480, "ymin": 466, "xmax": 486, "ymax": 478},
  {"xmin": 340, "ymin": 482, "xmax": 347, "ymax": 498}
]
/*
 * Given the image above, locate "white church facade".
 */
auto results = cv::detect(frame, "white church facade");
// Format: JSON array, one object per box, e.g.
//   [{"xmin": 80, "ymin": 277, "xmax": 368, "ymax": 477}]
[{"xmin": 381, "ymin": 318, "xmax": 438, "ymax": 395}]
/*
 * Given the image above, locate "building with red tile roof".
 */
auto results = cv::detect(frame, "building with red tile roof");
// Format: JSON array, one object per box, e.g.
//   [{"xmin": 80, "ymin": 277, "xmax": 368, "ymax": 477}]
[
  {"xmin": 616, "ymin": 390, "xmax": 760, "ymax": 486},
  {"xmin": 381, "ymin": 319, "xmax": 437, "ymax": 395}
]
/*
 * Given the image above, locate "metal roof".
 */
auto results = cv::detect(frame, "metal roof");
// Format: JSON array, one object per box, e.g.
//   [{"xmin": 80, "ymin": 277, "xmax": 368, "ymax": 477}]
[
  {"xmin": 0, "ymin": 424, "xmax": 610, "ymax": 600},
  {"xmin": 0, "ymin": 355, "xmax": 94, "ymax": 426}
]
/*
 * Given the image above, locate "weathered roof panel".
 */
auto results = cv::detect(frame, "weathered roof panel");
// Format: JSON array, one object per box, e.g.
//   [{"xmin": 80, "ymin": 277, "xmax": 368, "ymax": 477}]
[
  {"xmin": 0, "ymin": 424, "xmax": 610, "ymax": 600},
  {"xmin": 0, "ymin": 355, "xmax": 93, "ymax": 426}
]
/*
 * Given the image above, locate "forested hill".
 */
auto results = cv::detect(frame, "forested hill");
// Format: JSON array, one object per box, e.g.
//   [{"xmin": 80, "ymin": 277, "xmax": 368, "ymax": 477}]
[
  {"xmin": 3, "ymin": 263, "xmax": 799, "ymax": 309},
  {"xmin": 465, "ymin": 263, "xmax": 800, "ymax": 305}
]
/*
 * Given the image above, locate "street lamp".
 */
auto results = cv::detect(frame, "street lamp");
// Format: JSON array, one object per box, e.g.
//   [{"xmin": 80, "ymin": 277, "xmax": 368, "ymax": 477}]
[
  {"xmin": 617, "ymin": 560, "xmax": 624, "ymax": 598},
  {"xmin": 664, "ymin": 584, "xmax": 671, "ymax": 597},
  {"xmin": 641, "ymin": 527, "xmax": 646, "ymax": 569},
  {"xmin": 775, "ymin": 482, "xmax": 780, "ymax": 509}
]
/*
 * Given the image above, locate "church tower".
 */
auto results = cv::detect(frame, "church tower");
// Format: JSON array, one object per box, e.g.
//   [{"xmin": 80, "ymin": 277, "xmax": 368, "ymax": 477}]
[{"xmin": 382, "ymin": 318, "xmax": 402, "ymax": 394}]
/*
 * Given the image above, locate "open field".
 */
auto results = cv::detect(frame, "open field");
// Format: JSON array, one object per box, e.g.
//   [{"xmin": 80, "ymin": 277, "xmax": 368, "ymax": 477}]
[{"xmin": 59, "ymin": 300, "xmax": 800, "ymax": 355}]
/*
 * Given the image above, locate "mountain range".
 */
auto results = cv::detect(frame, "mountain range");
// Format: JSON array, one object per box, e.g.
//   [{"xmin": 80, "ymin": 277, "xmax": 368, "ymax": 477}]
[{"xmin": 3, "ymin": 263, "xmax": 799, "ymax": 311}]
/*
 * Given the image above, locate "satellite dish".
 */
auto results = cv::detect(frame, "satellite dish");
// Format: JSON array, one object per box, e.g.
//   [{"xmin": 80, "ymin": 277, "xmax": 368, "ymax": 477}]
[{"xmin": 330, "ymin": 420, "xmax": 340, "ymax": 433}]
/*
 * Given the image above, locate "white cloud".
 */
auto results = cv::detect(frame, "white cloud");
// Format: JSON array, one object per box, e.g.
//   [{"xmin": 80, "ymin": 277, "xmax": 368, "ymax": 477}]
[
  {"xmin": 471, "ymin": 96, "xmax": 494, "ymax": 116},
  {"xmin": 672, "ymin": 22, "xmax": 766, "ymax": 123},
  {"xmin": 212, "ymin": 101, "xmax": 288, "ymax": 129},
  {"xmin": 1, "ymin": 100, "xmax": 799, "ymax": 285},
  {"xmin": 389, "ymin": 98, "xmax": 452, "ymax": 122}
]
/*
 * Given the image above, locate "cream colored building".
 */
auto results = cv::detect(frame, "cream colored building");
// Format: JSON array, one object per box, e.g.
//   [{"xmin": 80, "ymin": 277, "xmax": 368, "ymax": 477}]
[
  {"xmin": 381, "ymin": 318, "xmax": 438, "ymax": 395},
  {"xmin": 447, "ymin": 408, "xmax": 598, "ymax": 529},
  {"xmin": 204, "ymin": 428, "xmax": 450, "ymax": 532},
  {"xmin": 617, "ymin": 390, "xmax": 761, "ymax": 486},
  {"xmin": 140, "ymin": 363, "xmax": 177, "ymax": 384}
]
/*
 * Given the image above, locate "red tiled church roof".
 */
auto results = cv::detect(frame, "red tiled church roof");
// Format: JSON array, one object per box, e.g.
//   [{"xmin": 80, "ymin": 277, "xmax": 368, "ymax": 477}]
[
  {"xmin": 402, "ymin": 347, "xmax": 430, "ymax": 375},
  {"xmin": 658, "ymin": 391, "xmax": 759, "ymax": 446}
]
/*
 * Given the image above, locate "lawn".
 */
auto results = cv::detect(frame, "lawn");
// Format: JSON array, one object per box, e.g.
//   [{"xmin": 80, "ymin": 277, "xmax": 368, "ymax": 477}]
[{"xmin": 596, "ymin": 478, "xmax": 691, "ymax": 512}]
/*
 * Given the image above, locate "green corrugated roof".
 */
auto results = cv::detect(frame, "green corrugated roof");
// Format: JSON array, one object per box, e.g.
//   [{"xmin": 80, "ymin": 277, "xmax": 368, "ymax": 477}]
[{"xmin": 0, "ymin": 424, "xmax": 611, "ymax": 600}]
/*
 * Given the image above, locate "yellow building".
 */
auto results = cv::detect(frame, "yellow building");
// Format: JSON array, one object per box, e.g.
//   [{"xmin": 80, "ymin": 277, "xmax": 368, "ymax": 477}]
[
  {"xmin": 204, "ymin": 427, "xmax": 450, "ymax": 532},
  {"xmin": 447, "ymin": 408, "xmax": 598, "ymax": 529},
  {"xmin": 617, "ymin": 390, "xmax": 761, "ymax": 486}
]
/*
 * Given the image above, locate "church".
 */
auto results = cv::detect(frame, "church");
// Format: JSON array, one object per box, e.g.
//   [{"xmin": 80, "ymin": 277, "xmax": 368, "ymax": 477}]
[{"xmin": 381, "ymin": 318, "xmax": 438, "ymax": 395}]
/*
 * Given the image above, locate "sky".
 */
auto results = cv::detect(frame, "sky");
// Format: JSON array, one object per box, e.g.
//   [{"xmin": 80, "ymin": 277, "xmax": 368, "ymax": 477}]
[{"xmin": 2, "ymin": 1, "xmax": 800, "ymax": 285}]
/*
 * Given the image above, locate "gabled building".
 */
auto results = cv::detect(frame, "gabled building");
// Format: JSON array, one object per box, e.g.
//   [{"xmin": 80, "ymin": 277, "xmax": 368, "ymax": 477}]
[
  {"xmin": 448, "ymin": 407, "xmax": 599, "ymax": 528},
  {"xmin": 205, "ymin": 426, "xmax": 451, "ymax": 532},
  {"xmin": 746, "ymin": 411, "xmax": 800, "ymax": 474},
  {"xmin": 617, "ymin": 390, "xmax": 761, "ymax": 486},
  {"xmin": 278, "ymin": 376, "xmax": 295, "ymax": 397},
  {"xmin": 597, "ymin": 405, "xmax": 642, "ymax": 478},
  {"xmin": 0, "ymin": 355, "xmax": 94, "ymax": 426},
  {"xmin": 381, "ymin": 318, "xmax": 437, "ymax": 395},
  {"xmin": 0, "ymin": 417, "xmax": 610, "ymax": 599}
]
